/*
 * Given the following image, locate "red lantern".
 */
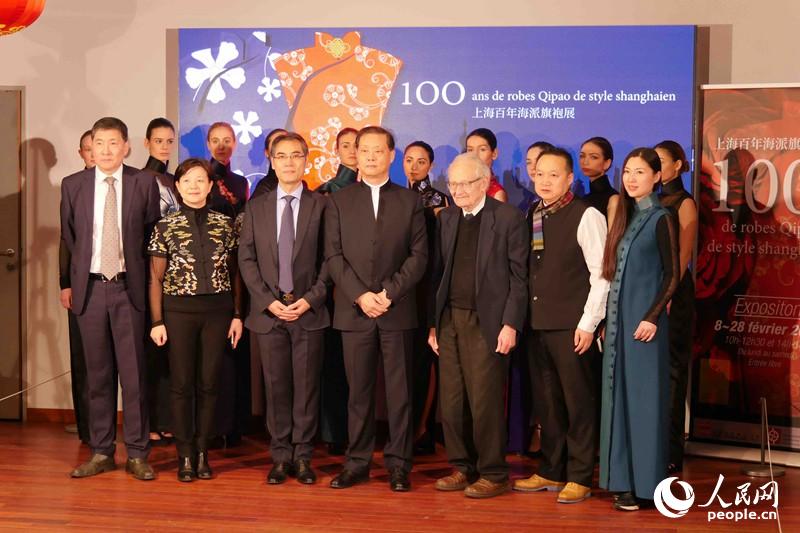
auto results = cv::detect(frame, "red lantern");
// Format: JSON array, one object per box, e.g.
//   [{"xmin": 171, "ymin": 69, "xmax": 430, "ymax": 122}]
[{"xmin": 0, "ymin": 0, "xmax": 46, "ymax": 37}]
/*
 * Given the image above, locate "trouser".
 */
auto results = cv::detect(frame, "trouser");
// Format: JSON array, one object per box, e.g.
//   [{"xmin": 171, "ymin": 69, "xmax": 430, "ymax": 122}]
[
  {"xmin": 257, "ymin": 321, "xmax": 324, "ymax": 463},
  {"xmin": 668, "ymin": 275, "xmax": 695, "ymax": 468},
  {"xmin": 531, "ymin": 329, "xmax": 597, "ymax": 487},
  {"xmin": 164, "ymin": 306, "xmax": 230, "ymax": 456},
  {"xmin": 76, "ymin": 278, "xmax": 149, "ymax": 459},
  {"xmin": 438, "ymin": 307, "xmax": 509, "ymax": 483},
  {"xmin": 341, "ymin": 325, "xmax": 414, "ymax": 473}
]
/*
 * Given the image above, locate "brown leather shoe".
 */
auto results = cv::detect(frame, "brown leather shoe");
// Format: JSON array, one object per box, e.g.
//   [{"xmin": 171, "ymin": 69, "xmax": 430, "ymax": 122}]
[
  {"xmin": 125, "ymin": 458, "xmax": 156, "ymax": 481},
  {"xmin": 71, "ymin": 454, "xmax": 116, "ymax": 478},
  {"xmin": 464, "ymin": 478, "xmax": 510, "ymax": 499},
  {"xmin": 512, "ymin": 474, "xmax": 565, "ymax": 493},
  {"xmin": 434, "ymin": 471, "xmax": 477, "ymax": 492},
  {"xmin": 557, "ymin": 482, "xmax": 592, "ymax": 503}
]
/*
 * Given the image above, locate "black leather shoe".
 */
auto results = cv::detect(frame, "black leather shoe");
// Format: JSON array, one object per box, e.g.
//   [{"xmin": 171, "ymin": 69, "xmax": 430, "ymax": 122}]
[
  {"xmin": 330, "ymin": 469, "xmax": 369, "ymax": 489},
  {"xmin": 389, "ymin": 467, "xmax": 411, "ymax": 492},
  {"xmin": 267, "ymin": 462, "xmax": 296, "ymax": 484},
  {"xmin": 294, "ymin": 459, "xmax": 317, "ymax": 484},
  {"xmin": 125, "ymin": 458, "xmax": 156, "ymax": 481},
  {"xmin": 70, "ymin": 454, "xmax": 116, "ymax": 478},
  {"xmin": 177, "ymin": 456, "xmax": 195, "ymax": 482},
  {"xmin": 196, "ymin": 451, "xmax": 213, "ymax": 480}
]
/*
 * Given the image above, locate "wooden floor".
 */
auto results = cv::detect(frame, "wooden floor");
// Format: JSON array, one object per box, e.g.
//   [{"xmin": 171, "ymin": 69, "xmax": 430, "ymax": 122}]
[{"xmin": 0, "ymin": 422, "xmax": 794, "ymax": 532}]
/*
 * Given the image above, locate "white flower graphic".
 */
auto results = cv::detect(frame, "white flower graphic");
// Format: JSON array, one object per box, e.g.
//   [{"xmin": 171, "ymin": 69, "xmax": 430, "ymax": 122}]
[
  {"xmin": 185, "ymin": 41, "xmax": 246, "ymax": 104},
  {"xmin": 231, "ymin": 111, "xmax": 263, "ymax": 145},
  {"xmin": 323, "ymin": 84, "xmax": 346, "ymax": 107},
  {"xmin": 349, "ymin": 106, "xmax": 369, "ymax": 121},
  {"xmin": 258, "ymin": 77, "xmax": 282, "ymax": 103},
  {"xmin": 309, "ymin": 127, "xmax": 330, "ymax": 147}
]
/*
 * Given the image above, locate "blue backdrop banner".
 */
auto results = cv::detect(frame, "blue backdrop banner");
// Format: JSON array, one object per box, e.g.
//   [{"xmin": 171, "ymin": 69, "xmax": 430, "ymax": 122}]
[{"xmin": 178, "ymin": 25, "xmax": 695, "ymax": 207}]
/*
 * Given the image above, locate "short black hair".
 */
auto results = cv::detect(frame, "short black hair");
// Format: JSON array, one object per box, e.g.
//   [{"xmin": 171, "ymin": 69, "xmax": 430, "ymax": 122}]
[
  {"xmin": 356, "ymin": 126, "xmax": 395, "ymax": 151},
  {"xmin": 581, "ymin": 136, "xmax": 614, "ymax": 162},
  {"xmin": 146, "ymin": 117, "xmax": 175, "ymax": 140},
  {"xmin": 79, "ymin": 129, "xmax": 92, "ymax": 146},
  {"xmin": 404, "ymin": 140, "xmax": 434, "ymax": 162},
  {"xmin": 270, "ymin": 132, "xmax": 309, "ymax": 157},
  {"xmin": 92, "ymin": 117, "xmax": 128, "ymax": 142},
  {"xmin": 526, "ymin": 141, "xmax": 554, "ymax": 153},
  {"xmin": 466, "ymin": 127, "xmax": 497, "ymax": 151},
  {"xmin": 264, "ymin": 128, "xmax": 288, "ymax": 151},
  {"xmin": 175, "ymin": 157, "xmax": 212, "ymax": 181},
  {"xmin": 538, "ymin": 146, "xmax": 574, "ymax": 173}
]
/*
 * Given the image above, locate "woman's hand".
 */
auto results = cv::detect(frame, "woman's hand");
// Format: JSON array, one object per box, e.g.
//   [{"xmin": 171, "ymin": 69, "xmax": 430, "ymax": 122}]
[
  {"xmin": 151, "ymin": 325, "xmax": 168, "ymax": 346},
  {"xmin": 633, "ymin": 321, "xmax": 657, "ymax": 343},
  {"xmin": 228, "ymin": 318, "xmax": 243, "ymax": 349}
]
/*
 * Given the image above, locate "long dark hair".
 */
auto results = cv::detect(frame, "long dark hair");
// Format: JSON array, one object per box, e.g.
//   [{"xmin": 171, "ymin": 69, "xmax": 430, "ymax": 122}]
[{"xmin": 601, "ymin": 147, "xmax": 662, "ymax": 280}]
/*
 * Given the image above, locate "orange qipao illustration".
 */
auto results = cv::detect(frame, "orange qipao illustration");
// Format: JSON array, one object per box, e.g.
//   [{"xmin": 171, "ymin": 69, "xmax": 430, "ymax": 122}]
[{"xmin": 273, "ymin": 31, "xmax": 403, "ymax": 189}]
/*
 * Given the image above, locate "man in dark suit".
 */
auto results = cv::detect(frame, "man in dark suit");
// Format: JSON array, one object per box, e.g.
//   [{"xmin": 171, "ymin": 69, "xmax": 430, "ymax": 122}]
[
  {"xmin": 428, "ymin": 153, "xmax": 528, "ymax": 498},
  {"xmin": 239, "ymin": 133, "xmax": 330, "ymax": 485},
  {"xmin": 59, "ymin": 129, "xmax": 96, "ymax": 443},
  {"xmin": 325, "ymin": 126, "xmax": 427, "ymax": 492},
  {"xmin": 60, "ymin": 117, "xmax": 161, "ymax": 480}
]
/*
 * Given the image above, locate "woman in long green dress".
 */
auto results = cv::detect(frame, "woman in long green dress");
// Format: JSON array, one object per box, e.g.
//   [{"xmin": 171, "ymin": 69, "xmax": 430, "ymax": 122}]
[{"xmin": 599, "ymin": 147, "xmax": 679, "ymax": 511}]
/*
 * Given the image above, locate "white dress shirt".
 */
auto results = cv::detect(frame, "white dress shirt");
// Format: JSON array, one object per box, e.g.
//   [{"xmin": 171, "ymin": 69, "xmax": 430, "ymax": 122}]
[
  {"xmin": 575, "ymin": 206, "xmax": 610, "ymax": 332},
  {"xmin": 276, "ymin": 183, "xmax": 303, "ymax": 239},
  {"xmin": 90, "ymin": 165, "xmax": 125, "ymax": 273},
  {"xmin": 364, "ymin": 177, "xmax": 390, "ymax": 219}
]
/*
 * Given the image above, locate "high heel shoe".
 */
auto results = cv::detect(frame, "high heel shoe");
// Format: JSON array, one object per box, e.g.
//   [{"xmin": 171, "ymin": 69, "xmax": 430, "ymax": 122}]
[
  {"xmin": 196, "ymin": 451, "xmax": 213, "ymax": 480},
  {"xmin": 177, "ymin": 456, "xmax": 195, "ymax": 482}
]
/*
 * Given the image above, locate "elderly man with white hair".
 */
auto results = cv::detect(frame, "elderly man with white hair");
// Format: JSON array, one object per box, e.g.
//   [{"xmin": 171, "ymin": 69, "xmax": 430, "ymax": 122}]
[{"xmin": 428, "ymin": 153, "xmax": 528, "ymax": 498}]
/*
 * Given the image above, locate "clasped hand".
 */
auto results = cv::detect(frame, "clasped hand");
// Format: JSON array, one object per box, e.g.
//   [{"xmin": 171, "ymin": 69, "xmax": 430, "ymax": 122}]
[
  {"xmin": 267, "ymin": 297, "xmax": 311, "ymax": 322},
  {"xmin": 357, "ymin": 290, "xmax": 391, "ymax": 318}
]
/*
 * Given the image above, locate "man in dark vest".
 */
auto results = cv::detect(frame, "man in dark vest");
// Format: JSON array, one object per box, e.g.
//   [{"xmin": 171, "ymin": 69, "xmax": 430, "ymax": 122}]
[
  {"xmin": 429, "ymin": 153, "xmax": 528, "ymax": 499},
  {"xmin": 513, "ymin": 147, "xmax": 610, "ymax": 503},
  {"xmin": 325, "ymin": 126, "xmax": 427, "ymax": 492}
]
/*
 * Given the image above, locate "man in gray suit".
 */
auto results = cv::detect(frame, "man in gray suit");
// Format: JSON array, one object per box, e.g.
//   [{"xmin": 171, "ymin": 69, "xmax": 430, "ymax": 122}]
[
  {"xmin": 238, "ymin": 133, "xmax": 330, "ymax": 485},
  {"xmin": 60, "ymin": 117, "xmax": 160, "ymax": 480}
]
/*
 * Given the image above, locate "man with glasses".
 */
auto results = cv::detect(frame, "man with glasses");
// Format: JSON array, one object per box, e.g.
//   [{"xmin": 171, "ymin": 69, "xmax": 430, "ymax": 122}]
[
  {"xmin": 428, "ymin": 153, "xmax": 528, "ymax": 498},
  {"xmin": 325, "ymin": 126, "xmax": 427, "ymax": 492},
  {"xmin": 239, "ymin": 133, "xmax": 330, "ymax": 485}
]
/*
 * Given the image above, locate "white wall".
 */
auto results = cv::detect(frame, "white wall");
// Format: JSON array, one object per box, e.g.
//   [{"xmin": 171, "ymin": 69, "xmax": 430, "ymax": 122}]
[{"xmin": 1, "ymin": 0, "xmax": 798, "ymax": 410}]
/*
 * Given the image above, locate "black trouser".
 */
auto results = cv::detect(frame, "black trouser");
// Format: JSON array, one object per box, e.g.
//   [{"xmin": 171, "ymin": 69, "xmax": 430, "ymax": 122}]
[
  {"xmin": 145, "ymin": 339, "xmax": 171, "ymax": 434},
  {"xmin": 165, "ymin": 305, "xmax": 230, "ymax": 457},
  {"xmin": 411, "ymin": 324, "xmax": 438, "ymax": 447},
  {"xmin": 319, "ymin": 327, "xmax": 348, "ymax": 445},
  {"xmin": 257, "ymin": 321, "xmax": 324, "ymax": 463},
  {"xmin": 531, "ymin": 329, "xmax": 597, "ymax": 487},
  {"xmin": 438, "ymin": 307, "xmax": 509, "ymax": 483},
  {"xmin": 75, "ymin": 278, "xmax": 149, "ymax": 459},
  {"xmin": 668, "ymin": 275, "xmax": 695, "ymax": 468},
  {"xmin": 67, "ymin": 310, "xmax": 91, "ymax": 442},
  {"xmin": 341, "ymin": 325, "xmax": 414, "ymax": 473}
]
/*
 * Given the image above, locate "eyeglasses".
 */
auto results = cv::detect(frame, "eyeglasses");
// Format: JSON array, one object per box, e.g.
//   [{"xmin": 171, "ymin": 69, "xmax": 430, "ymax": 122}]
[
  {"xmin": 446, "ymin": 176, "xmax": 483, "ymax": 191},
  {"xmin": 272, "ymin": 153, "xmax": 305, "ymax": 161}
]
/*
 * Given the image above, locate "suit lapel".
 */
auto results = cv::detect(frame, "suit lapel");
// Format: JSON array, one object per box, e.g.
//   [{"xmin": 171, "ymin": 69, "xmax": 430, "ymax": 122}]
[
  {"xmin": 121, "ymin": 165, "xmax": 136, "ymax": 239},
  {"xmin": 441, "ymin": 208, "xmax": 459, "ymax": 276},
  {"xmin": 475, "ymin": 198, "xmax": 496, "ymax": 293},
  {"xmin": 263, "ymin": 190, "xmax": 279, "ymax": 267},
  {"xmin": 79, "ymin": 170, "xmax": 95, "ymax": 237},
  {"xmin": 292, "ymin": 189, "xmax": 313, "ymax": 262}
]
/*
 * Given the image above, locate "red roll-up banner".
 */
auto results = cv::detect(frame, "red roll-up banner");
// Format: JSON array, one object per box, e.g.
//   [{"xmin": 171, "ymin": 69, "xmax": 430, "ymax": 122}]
[{"xmin": 691, "ymin": 85, "xmax": 800, "ymax": 452}]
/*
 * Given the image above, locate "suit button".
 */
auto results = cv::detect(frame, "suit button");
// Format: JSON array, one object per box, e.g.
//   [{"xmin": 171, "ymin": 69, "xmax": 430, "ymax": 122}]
[{"xmin": 536, "ymin": 255, "xmax": 541, "ymax": 260}]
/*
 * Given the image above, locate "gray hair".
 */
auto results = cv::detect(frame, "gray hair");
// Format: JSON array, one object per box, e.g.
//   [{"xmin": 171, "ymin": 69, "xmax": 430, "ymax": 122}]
[{"xmin": 447, "ymin": 153, "xmax": 490, "ymax": 180}]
